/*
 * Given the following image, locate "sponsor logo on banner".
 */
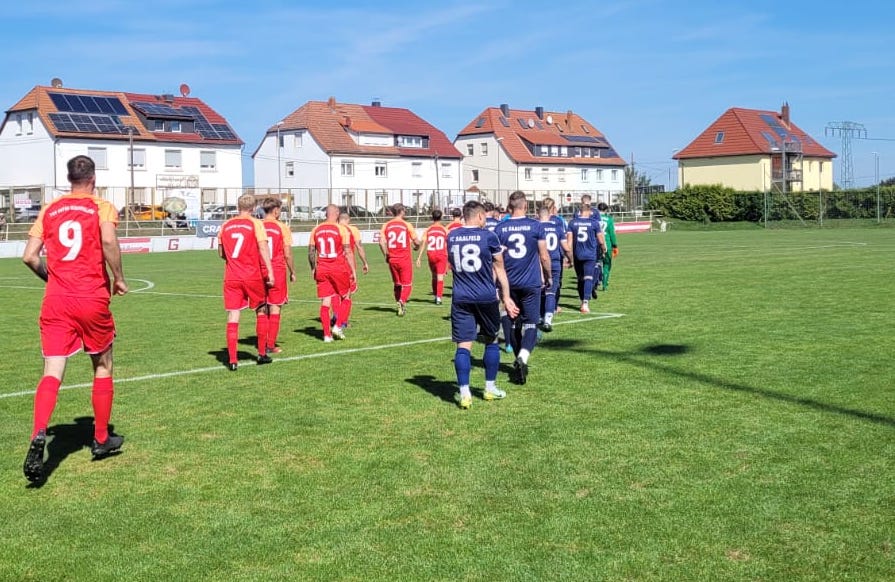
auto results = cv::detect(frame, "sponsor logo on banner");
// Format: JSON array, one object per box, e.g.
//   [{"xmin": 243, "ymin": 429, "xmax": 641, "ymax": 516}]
[
  {"xmin": 119, "ymin": 237, "xmax": 152, "ymax": 253},
  {"xmin": 615, "ymin": 221, "xmax": 652, "ymax": 233},
  {"xmin": 196, "ymin": 220, "xmax": 223, "ymax": 238}
]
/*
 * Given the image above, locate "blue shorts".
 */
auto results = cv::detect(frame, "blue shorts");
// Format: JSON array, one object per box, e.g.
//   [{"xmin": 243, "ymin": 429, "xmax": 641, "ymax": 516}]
[
  {"xmin": 574, "ymin": 259, "xmax": 595, "ymax": 281},
  {"xmin": 451, "ymin": 301, "xmax": 500, "ymax": 343},
  {"xmin": 510, "ymin": 287, "xmax": 542, "ymax": 325}
]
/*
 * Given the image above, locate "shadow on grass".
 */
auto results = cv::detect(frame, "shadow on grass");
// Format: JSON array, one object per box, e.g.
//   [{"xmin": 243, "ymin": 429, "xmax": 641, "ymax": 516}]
[
  {"xmin": 26, "ymin": 417, "xmax": 116, "ymax": 489},
  {"xmin": 295, "ymin": 326, "xmax": 323, "ymax": 340},
  {"xmin": 406, "ymin": 375, "xmax": 457, "ymax": 405},
  {"xmin": 364, "ymin": 306, "xmax": 399, "ymax": 314},
  {"xmin": 581, "ymin": 343, "xmax": 895, "ymax": 429},
  {"xmin": 208, "ymin": 348, "xmax": 256, "ymax": 367},
  {"xmin": 238, "ymin": 336, "xmax": 259, "ymax": 348}
]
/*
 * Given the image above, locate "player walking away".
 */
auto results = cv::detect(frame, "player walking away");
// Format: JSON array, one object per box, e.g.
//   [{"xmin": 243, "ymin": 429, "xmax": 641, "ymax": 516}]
[
  {"xmin": 446, "ymin": 207, "xmax": 464, "ymax": 232},
  {"xmin": 567, "ymin": 195, "xmax": 606, "ymax": 313},
  {"xmin": 339, "ymin": 211, "xmax": 369, "ymax": 324},
  {"xmin": 379, "ymin": 203, "xmax": 420, "ymax": 316},
  {"xmin": 415, "ymin": 209, "xmax": 448, "ymax": 305},
  {"xmin": 483, "ymin": 202, "xmax": 500, "ymax": 231},
  {"xmin": 596, "ymin": 202, "xmax": 618, "ymax": 291},
  {"xmin": 542, "ymin": 197, "xmax": 572, "ymax": 319},
  {"xmin": 494, "ymin": 190, "xmax": 551, "ymax": 385},
  {"xmin": 538, "ymin": 204, "xmax": 572, "ymax": 332},
  {"xmin": 309, "ymin": 205, "xmax": 356, "ymax": 341},
  {"xmin": 448, "ymin": 201, "xmax": 518, "ymax": 409},
  {"xmin": 219, "ymin": 194, "xmax": 276, "ymax": 369},
  {"xmin": 260, "ymin": 197, "xmax": 296, "ymax": 354},
  {"xmin": 21, "ymin": 155, "xmax": 128, "ymax": 482}
]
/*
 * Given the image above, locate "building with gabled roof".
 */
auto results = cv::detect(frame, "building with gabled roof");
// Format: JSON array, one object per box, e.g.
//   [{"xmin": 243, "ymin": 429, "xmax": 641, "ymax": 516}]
[
  {"xmin": 674, "ymin": 103, "xmax": 836, "ymax": 192},
  {"xmin": 0, "ymin": 83, "xmax": 243, "ymax": 213},
  {"xmin": 253, "ymin": 98, "xmax": 463, "ymax": 212},
  {"xmin": 454, "ymin": 104, "xmax": 627, "ymax": 205}
]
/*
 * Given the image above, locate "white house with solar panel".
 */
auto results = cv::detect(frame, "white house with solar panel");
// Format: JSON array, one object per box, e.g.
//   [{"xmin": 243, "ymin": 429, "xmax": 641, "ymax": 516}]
[
  {"xmin": 454, "ymin": 104, "xmax": 627, "ymax": 205},
  {"xmin": 0, "ymin": 82, "xmax": 243, "ymax": 219}
]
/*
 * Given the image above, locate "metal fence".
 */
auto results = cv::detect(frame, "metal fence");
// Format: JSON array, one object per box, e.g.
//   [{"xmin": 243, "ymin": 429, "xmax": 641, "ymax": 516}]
[{"xmin": 737, "ymin": 190, "xmax": 894, "ymax": 227}]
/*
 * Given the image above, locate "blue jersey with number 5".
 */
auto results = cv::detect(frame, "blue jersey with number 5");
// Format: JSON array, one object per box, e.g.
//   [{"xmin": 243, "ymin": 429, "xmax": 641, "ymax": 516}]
[
  {"xmin": 494, "ymin": 217, "xmax": 544, "ymax": 290},
  {"xmin": 448, "ymin": 226, "xmax": 501, "ymax": 303},
  {"xmin": 568, "ymin": 214, "xmax": 601, "ymax": 259}
]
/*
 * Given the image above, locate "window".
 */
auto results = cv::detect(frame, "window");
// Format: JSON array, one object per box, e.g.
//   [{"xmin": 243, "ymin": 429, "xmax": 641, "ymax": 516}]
[
  {"xmin": 558, "ymin": 168, "xmax": 566, "ymax": 182},
  {"xmin": 582, "ymin": 125, "xmax": 590, "ymax": 134},
  {"xmin": 341, "ymin": 160, "xmax": 354, "ymax": 176},
  {"xmin": 441, "ymin": 162, "xmax": 452, "ymax": 178},
  {"xmin": 541, "ymin": 168, "xmax": 549, "ymax": 182},
  {"xmin": 278, "ymin": 134, "xmax": 284, "ymax": 148},
  {"xmin": 15, "ymin": 114, "xmax": 22, "ymax": 135},
  {"xmin": 397, "ymin": 136, "xmax": 423, "ymax": 148},
  {"xmin": 524, "ymin": 168, "xmax": 532, "ymax": 181},
  {"xmin": 200, "ymin": 150, "xmax": 216, "ymax": 171},
  {"xmin": 375, "ymin": 161, "xmax": 388, "ymax": 177},
  {"xmin": 472, "ymin": 169, "xmax": 479, "ymax": 182},
  {"xmin": 596, "ymin": 169, "xmax": 603, "ymax": 181},
  {"xmin": 481, "ymin": 142, "xmax": 488, "ymax": 156},
  {"xmin": 87, "ymin": 147, "xmax": 108, "ymax": 170},
  {"xmin": 25, "ymin": 112, "xmax": 34, "ymax": 135},
  {"xmin": 539, "ymin": 145, "xmax": 549, "ymax": 156},
  {"xmin": 165, "ymin": 149, "xmax": 182, "ymax": 170},
  {"xmin": 466, "ymin": 143, "xmax": 474, "ymax": 156},
  {"xmin": 128, "ymin": 148, "xmax": 146, "ymax": 169},
  {"xmin": 294, "ymin": 132, "xmax": 302, "ymax": 148},
  {"xmin": 560, "ymin": 146, "xmax": 568, "ymax": 157},
  {"xmin": 285, "ymin": 161, "xmax": 294, "ymax": 177},
  {"xmin": 170, "ymin": 120, "xmax": 182, "ymax": 133},
  {"xmin": 611, "ymin": 169, "xmax": 618, "ymax": 181},
  {"xmin": 412, "ymin": 162, "xmax": 422, "ymax": 177},
  {"xmin": 581, "ymin": 169, "xmax": 589, "ymax": 182},
  {"xmin": 715, "ymin": 131, "xmax": 725, "ymax": 144},
  {"xmin": 153, "ymin": 120, "xmax": 164, "ymax": 132},
  {"xmin": 574, "ymin": 147, "xmax": 581, "ymax": 158}
]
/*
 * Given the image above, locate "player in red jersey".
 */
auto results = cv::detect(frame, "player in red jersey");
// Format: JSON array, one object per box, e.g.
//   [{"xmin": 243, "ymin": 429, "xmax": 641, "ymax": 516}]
[
  {"xmin": 21, "ymin": 155, "xmax": 128, "ymax": 482},
  {"xmin": 260, "ymin": 197, "xmax": 296, "ymax": 354},
  {"xmin": 446, "ymin": 207, "xmax": 463, "ymax": 232},
  {"xmin": 379, "ymin": 203, "xmax": 420, "ymax": 316},
  {"xmin": 218, "ymin": 194, "xmax": 275, "ymax": 369},
  {"xmin": 309, "ymin": 205, "xmax": 356, "ymax": 341},
  {"xmin": 415, "ymin": 208, "xmax": 448, "ymax": 305},
  {"xmin": 339, "ymin": 211, "xmax": 369, "ymax": 326}
]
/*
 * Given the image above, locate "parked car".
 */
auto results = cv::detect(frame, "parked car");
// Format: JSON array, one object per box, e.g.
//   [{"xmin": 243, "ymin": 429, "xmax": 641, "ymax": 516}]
[
  {"xmin": 292, "ymin": 205, "xmax": 311, "ymax": 220},
  {"xmin": 205, "ymin": 205, "xmax": 238, "ymax": 220},
  {"xmin": 120, "ymin": 204, "xmax": 167, "ymax": 221},
  {"xmin": 311, "ymin": 206, "xmax": 327, "ymax": 219},
  {"xmin": 15, "ymin": 205, "xmax": 41, "ymax": 222},
  {"xmin": 341, "ymin": 205, "xmax": 374, "ymax": 218}
]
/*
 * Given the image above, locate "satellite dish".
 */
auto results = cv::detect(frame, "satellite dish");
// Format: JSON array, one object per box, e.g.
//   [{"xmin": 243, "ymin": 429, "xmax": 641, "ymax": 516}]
[
  {"xmin": 546, "ymin": 115, "xmax": 553, "ymax": 125},
  {"xmin": 179, "ymin": 83, "xmax": 191, "ymax": 97},
  {"xmin": 528, "ymin": 118, "xmax": 535, "ymax": 128},
  {"xmin": 162, "ymin": 197, "xmax": 187, "ymax": 214},
  {"xmin": 51, "ymin": 78, "xmax": 63, "ymax": 88}
]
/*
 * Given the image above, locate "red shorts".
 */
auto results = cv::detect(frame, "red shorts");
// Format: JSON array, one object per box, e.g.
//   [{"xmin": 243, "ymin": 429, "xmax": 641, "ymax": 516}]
[
  {"xmin": 40, "ymin": 296, "xmax": 115, "ymax": 357},
  {"xmin": 267, "ymin": 267, "xmax": 289, "ymax": 306},
  {"xmin": 315, "ymin": 266, "xmax": 351, "ymax": 299},
  {"xmin": 223, "ymin": 277, "xmax": 267, "ymax": 311},
  {"xmin": 427, "ymin": 254, "xmax": 448, "ymax": 276},
  {"xmin": 388, "ymin": 259, "xmax": 413, "ymax": 286}
]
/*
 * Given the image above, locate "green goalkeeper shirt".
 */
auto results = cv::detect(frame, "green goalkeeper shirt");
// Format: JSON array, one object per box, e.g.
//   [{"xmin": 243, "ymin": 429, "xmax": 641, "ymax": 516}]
[{"xmin": 600, "ymin": 214, "xmax": 617, "ymax": 248}]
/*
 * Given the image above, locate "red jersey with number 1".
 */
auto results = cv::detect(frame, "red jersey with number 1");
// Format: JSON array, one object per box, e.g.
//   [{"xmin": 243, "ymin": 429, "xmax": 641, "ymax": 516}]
[
  {"xmin": 219, "ymin": 216, "xmax": 268, "ymax": 282},
  {"xmin": 380, "ymin": 218, "xmax": 418, "ymax": 263},
  {"xmin": 263, "ymin": 218, "xmax": 293, "ymax": 271},
  {"xmin": 29, "ymin": 193, "xmax": 118, "ymax": 299}
]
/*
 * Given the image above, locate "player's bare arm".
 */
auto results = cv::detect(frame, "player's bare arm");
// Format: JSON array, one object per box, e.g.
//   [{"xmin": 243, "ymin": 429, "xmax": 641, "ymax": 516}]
[
  {"xmin": 22, "ymin": 236, "xmax": 48, "ymax": 282},
  {"xmin": 355, "ymin": 241, "xmax": 369, "ymax": 274},
  {"xmin": 537, "ymin": 239, "xmax": 552, "ymax": 289},
  {"xmin": 100, "ymin": 222, "xmax": 128, "ymax": 295},
  {"xmin": 284, "ymin": 245, "xmax": 297, "ymax": 283},
  {"xmin": 307, "ymin": 245, "xmax": 317, "ymax": 276},
  {"xmin": 344, "ymin": 244, "xmax": 357, "ymax": 281},
  {"xmin": 493, "ymin": 253, "xmax": 519, "ymax": 318},
  {"xmin": 257, "ymin": 240, "xmax": 275, "ymax": 286}
]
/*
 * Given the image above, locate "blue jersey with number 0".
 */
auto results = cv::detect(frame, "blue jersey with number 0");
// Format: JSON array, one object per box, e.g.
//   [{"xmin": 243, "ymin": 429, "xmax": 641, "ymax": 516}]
[
  {"xmin": 494, "ymin": 217, "xmax": 545, "ymax": 290},
  {"xmin": 448, "ymin": 226, "xmax": 501, "ymax": 303},
  {"xmin": 541, "ymin": 219, "xmax": 566, "ymax": 263},
  {"xmin": 484, "ymin": 217, "xmax": 499, "ymax": 231}
]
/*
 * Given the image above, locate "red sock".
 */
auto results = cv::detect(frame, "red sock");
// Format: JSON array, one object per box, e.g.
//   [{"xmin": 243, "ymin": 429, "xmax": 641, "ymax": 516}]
[
  {"xmin": 320, "ymin": 306, "xmax": 331, "ymax": 337},
  {"xmin": 256, "ymin": 313, "xmax": 269, "ymax": 355},
  {"xmin": 268, "ymin": 314, "xmax": 281, "ymax": 349},
  {"xmin": 226, "ymin": 322, "xmax": 239, "ymax": 364},
  {"xmin": 342, "ymin": 298, "xmax": 353, "ymax": 324},
  {"xmin": 400, "ymin": 284, "xmax": 413, "ymax": 304},
  {"xmin": 436, "ymin": 279, "xmax": 444, "ymax": 298},
  {"xmin": 31, "ymin": 376, "xmax": 62, "ymax": 439},
  {"xmin": 337, "ymin": 297, "xmax": 351, "ymax": 327},
  {"xmin": 92, "ymin": 376, "xmax": 114, "ymax": 444}
]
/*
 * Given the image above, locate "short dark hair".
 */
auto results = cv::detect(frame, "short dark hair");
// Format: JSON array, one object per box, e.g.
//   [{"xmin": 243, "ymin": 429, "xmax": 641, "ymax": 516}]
[
  {"xmin": 431, "ymin": 208, "xmax": 443, "ymax": 221},
  {"xmin": 483, "ymin": 201, "xmax": 495, "ymax": 212},
  {"xmin": 261, "ymin": 197, "xmax": 282, "ymax": 214},
  {"xmin": 508, "ymin": 190, "xmax": 528, "ymax": 212},
  {"xmin": 451, "ymin": 207, "xmax": 462, "ymax": 218},
  {"xmin": 462, "ymin": 200, "xmax": 484, "ymax": 222},
  {"xmin": 596, "ymin": 202, "xmax": 609, "ymax": 212},
  {"xmin": 67, "ymin": 155, "xmax": 95, "ymax": 185},
  {"xmin": 392, "ymin": 203, "xmax": 405, "ymax": 216}
]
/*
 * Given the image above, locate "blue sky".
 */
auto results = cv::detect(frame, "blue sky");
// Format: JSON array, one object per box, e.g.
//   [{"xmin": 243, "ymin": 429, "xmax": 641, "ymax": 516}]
[{"xmin": 3, "ymin": 0, "xmax": 894, "ymax": 187}]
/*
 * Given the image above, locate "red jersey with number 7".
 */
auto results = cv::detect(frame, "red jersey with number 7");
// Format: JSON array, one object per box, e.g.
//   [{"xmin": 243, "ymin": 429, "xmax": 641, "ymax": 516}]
[
  {"xmin": 29, "ymin": 193, "xmax": 118, "ymax": 299},
  {"xmin": 219, "ymin": 216, "xmax": 268, "ymax": 282},
  {"xmin": 380, "ymin": 218, "xmax": 418, "ymax": 263}
]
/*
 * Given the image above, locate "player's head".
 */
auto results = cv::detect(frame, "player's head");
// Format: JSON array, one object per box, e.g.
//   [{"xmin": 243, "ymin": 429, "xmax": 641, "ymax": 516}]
[
  {"xmin": 392, "ymin": 203, "xmax": 406, "ymax": 218},
  {"xmin": 451, "ymin": 207, "xmax": 462, "ymax": 220},
  {"xmin": 67, "ymin": 155, "xmax": 96, "ymax": 189},
  {"xmin": 597, "ymin": 202, "xmax": 609, "ymax": 212},
  {"xmin": 237, "ymin": 194, "xmax": 256, "ymax": 212},
  {"xmin": 537, "ymin": 205, "xmax": 550, "ymax": 221},
  {"xmin": 542, "ymin": 197, "xmax": 557, "ymax": 215},
  {"xmin": 483, "ymin": 201, "xmax": 495, "ymax": 215},
  {"xmin": 261, "ymin": 197, "xmax": 282, "ymax": 216},
  {"xmin": 580, "ymin": 194, "xmax": 592, "ymax": 209},
  {"xmin": 508, "ymin": 190, "xmax": 528, "ymax": 214},
  {"xmin": 325, "ymin": 204, "xmax": 340, "ymax": 221},
  {"xmin": 462, "ymin": 200, "xmax": 485, "ymax": 227},
  {"xmin": 338, "ymin": 211, "xmax": 350, "ymax": 224},
  {"xmin": 431, "ymin": 208, "xmax": 443, "ymax": 222}
]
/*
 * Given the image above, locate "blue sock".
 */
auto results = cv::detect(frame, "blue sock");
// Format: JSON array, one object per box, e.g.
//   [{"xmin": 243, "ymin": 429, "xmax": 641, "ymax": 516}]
[
  {"xmin": 454, "ymin": 347, "xmax": 471, "ymax": 387},
  {"xmin": 583, "ymin": 277, "xmax": 594, "ymax": 300},
  {"xmin": 501, "ymin": 315, "xmax": 513, "ymax": 345},
  {"xmin": 544, "ymin": 291, "xmax": 556, "ymax": 316},
  {"xmin": 521, "ymin": 324, "xmax": 539, "ymax": 353},
  {"xmin": 483, "ymin": 343, "xmax": 500, "ymax": 382}
]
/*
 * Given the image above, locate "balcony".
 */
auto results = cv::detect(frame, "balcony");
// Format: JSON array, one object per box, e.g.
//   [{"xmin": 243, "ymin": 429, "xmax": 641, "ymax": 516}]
[{"xmin": 772, "ymin": 169, "xmax": 803, "ymax": 182}]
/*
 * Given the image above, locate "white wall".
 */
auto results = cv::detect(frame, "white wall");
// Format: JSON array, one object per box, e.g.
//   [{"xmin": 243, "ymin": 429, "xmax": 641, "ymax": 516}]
[
  {"xmin": 253, "ymin": 131, "xmax": 330, "ymax": 190},
  {"xmin": 0, "ymin": 114, "xmax": 56, "ymax": 186}
]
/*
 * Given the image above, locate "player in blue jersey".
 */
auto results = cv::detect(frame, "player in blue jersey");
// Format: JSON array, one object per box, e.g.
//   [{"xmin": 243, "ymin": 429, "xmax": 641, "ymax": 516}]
[
  {"xmin": 567, "ymin": 195, "xmax": 606, "ymax": 313},
  {"xmin": 494, "ymin": 190, "xmax": 552, "ymax": 385},
  {"xmin": 447, "ymin": 201, "xmax": 518, "ymax": 409},
  {"xmin": 537, "ymin": 203, "xmax": 572, "ymax": 332},
  {"xmin": 483, "ymin": 201, "xmax": 500, "ymax": 231}
]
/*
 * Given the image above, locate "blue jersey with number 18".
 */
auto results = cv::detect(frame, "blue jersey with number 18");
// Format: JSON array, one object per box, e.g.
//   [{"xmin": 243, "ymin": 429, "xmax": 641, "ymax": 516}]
[
  {"xmin": 494, "ymin": 217, "xmax": 545, "ymax": 290},
  {"xmin": 448, "ymin": 226, "xmax": 501, "ymax": 303}
]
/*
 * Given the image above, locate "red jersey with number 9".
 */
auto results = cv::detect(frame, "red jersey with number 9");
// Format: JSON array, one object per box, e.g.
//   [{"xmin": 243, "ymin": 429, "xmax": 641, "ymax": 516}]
[
  {"xmin": 219, "ymin": 216, "xmax": 268, "ymax": 281},
  {"xmin": 29, "ymin": 193, "xmax": 118, "ymax": 299},
  {"xmin": 309, "ymin": 222, "xmax": 351, "ymax": 273},
  {"xmin": 380, "ymin": 218, "xmax": 418, "ymax": 263}
]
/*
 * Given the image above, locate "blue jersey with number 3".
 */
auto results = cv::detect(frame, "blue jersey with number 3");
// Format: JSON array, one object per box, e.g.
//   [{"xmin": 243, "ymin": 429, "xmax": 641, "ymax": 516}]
[
  {"xmin": 448, "ymin": 226, "xmax": 501, "ymax": 303},
  {"xmin": 494, "ymin": 217, "xmax": 544, "ymax": 290}
]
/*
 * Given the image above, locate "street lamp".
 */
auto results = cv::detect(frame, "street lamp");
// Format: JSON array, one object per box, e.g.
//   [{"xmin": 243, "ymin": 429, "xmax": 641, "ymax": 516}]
[
  {"xmin": 276, "ymin": 120, "xmax": 285, "ymax": 194},
  {"xmin": 495, "ymin": 136, "xmax": 504, "ymax": 202},
  {"xmin": 671, "ymin": 148, "xmax": 680, "ymax": 190},
  {"xmin": 873, "ymin": 152, "xmax": 880, "ymax": 223}
]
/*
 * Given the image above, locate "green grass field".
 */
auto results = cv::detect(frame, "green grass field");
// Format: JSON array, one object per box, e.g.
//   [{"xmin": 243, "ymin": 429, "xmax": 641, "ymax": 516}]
[{"xmin": 1, "ymin": 228, "xmax": 893, "ymax": 581}]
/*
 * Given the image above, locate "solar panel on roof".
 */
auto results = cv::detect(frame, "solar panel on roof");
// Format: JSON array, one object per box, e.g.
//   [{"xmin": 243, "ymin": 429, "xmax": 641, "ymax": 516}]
[
  {"xmin": 760, "ymin": 131, "xmax": 778, "ymax": 148},
  {"xmin": 49, "ymin": 112, "xmax": 127, "ymax": 135},
  {"xmin": 518, "ymin": 118, "xmax": 528, "ymax": 129},
  {"xmin": 131, "ymin": 101, "xmax": 194, "ymax": 119},
  {"xmin": 499, "ymin": 116, "xmax": 510, "ymax": 127},
  {"xmin": 474, "ymin": 117, "xmax": 486, "ymax": 128},
  {"xmin": 534, "ymin": 120, "xmax": 543, "ymax": 130},
  {"xmin": 212, "ymin": 124, "xmax": 236, "ymax": 140},
  {"xmin": 564, "ymin": 135, "xmax": 599, "ymax": 143},
  {"xmin": 48, "ymin": 93, "xmax": 128, "ymax": 116}
]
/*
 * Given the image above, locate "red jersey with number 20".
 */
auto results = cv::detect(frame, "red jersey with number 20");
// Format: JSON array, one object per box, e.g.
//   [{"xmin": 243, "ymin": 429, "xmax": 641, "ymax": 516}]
[
  {"xmin": 380, "ymin": 218, "xmax": 418, "ymax": 263},
  {"xmin": 219, "ymin": 216, "xmax": 268, "ymax": 281},
  {"xmin": 424, "ymin": 223, "xmax": 448, "ymax": 261},
  {"xmin": 29, "ymin": 193, "xmax": 118, "ymax": 299}
]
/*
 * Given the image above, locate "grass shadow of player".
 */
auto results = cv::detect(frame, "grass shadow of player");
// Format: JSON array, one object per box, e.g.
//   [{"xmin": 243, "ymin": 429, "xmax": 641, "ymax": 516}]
[
  {"xmin": 469, "ymin": 355, "xmax": 515, "ymax": 376},
  {"xmin": 208, "ymin": 348, "xmax": 256, "ymax": 367},
  {"xmin": 26, "ymin": 416, "xmax": 112, "ymax": 489},
  {"xmin": 363, "ymin": 306, "xmax": 400, "ymax": 314},
  {"xmin": 238, "ymin": 336, "xmax": 260, "ymax": 347},
  {"xmin": 295, "ymin": 326, "xmax": 324, "ymax": 340},
  {"xmin": 406, "ymin": 375, "xmax": 458, "ymax": 405}
]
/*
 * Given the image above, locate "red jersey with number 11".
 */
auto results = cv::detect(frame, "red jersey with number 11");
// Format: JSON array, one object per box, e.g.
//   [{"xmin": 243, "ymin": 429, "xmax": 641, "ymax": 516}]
[
  {"xmin": 29, "ymin": 193, "xmax": 118, "ymax": 299},
  {"xmin": 309, "ymin": 222, "xmax": 351, "ymax": 273}
]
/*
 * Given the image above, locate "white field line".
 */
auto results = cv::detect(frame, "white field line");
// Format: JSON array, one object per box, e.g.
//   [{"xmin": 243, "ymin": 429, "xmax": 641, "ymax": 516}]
[{"xmin": 0, "ymin": 313, "xmax": 624, "ymax": 400}]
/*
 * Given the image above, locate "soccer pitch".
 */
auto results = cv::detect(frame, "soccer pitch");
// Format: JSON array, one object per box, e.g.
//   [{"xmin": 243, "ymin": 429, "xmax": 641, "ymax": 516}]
[{"xmin": 1, "ymin": 227, "xmax": 893, "ymax": 581}]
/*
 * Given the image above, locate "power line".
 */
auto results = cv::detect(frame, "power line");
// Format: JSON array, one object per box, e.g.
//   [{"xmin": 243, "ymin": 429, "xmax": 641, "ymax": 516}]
[{"xmin": 825, "ymin": 121, "xmax": 867, "ymax": 189}]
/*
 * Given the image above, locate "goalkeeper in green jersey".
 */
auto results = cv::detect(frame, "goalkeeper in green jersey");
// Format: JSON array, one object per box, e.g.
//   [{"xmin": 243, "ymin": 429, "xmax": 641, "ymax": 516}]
[{"xmin": 596, "ymin": 203, "xmax": 618, "ymax": 291}]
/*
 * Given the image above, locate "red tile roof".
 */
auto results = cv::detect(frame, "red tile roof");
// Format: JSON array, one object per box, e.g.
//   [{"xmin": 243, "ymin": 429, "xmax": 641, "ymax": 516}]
[
  {"xmin": 675, "ymin": 105, "xmax": 835, "ymax": 160},
  {"xmin": 271, "ymin": 100, "xmax": 462, "ymax": 159},
  {"xmin": 456, "ymin": 106, "xmax": 626, "ymax": 167},
  {"xmin": 5, "ymin": 85, "xmax": 242, "ymax": 145}
]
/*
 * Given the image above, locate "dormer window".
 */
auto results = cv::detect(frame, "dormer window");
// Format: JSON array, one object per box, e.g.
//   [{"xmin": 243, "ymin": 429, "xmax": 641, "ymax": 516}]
[
  {"xmin": 153, "ymin": 120, "xmax": 164, "ymax": 132},
  {"xmin": 715, "ymin": 131, "xmax": 725, "ymax": 144},
  {"xmin": 171, "ymin": 120, "xmax": 182, "ymax": 133},
  {"xmin": 397, "ymin": 135, "xmax": 423, "ymax": 148}
]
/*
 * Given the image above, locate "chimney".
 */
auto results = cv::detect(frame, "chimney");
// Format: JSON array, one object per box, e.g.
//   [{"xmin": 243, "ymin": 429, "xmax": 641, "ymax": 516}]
[
  {"xmin": 162, "ymin": 93, "xmax": 175, "ymax": 103},
  {"xmin": 500, "ymin": 103, "xmax": 510, "ymax": 118},
  {"xmin": 327, "ymin": 96, "xmax": 337, "ymax": 111},
  {"xmin": 566, "ymin": 109, "xmax": 574, "ymax": 127},
  {"xmin": 535, "ymin": 106, "xmax": 544, "ymax": 120},
  {"xmin": 371, "ymin": 99, "xmax": 381, "ymax": 107},
  {"xmin": 781, "ymin": 102, "xmax": 790, "ymax": 127}
]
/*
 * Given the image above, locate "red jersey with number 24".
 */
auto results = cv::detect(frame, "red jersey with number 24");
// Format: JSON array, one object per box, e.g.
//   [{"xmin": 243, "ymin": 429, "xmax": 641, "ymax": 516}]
[{"xmin": 380, "ymin": 218, "xmax": 418, "ymax": 263}]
